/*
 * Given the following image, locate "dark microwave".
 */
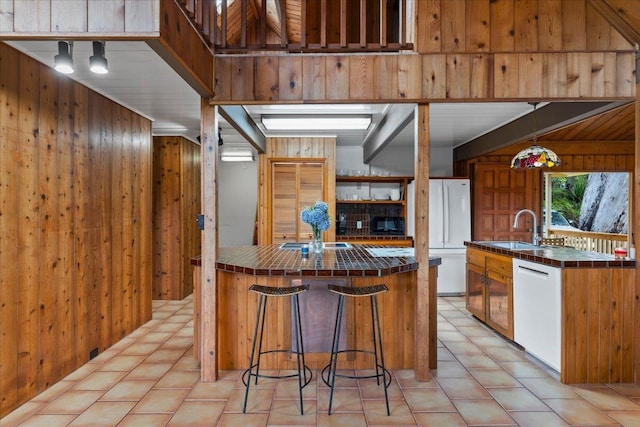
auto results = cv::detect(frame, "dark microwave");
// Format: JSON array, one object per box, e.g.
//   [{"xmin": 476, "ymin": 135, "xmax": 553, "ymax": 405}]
[{"xmin": 371, "ymin": 217, "xmax": 405, "ymax": 235}]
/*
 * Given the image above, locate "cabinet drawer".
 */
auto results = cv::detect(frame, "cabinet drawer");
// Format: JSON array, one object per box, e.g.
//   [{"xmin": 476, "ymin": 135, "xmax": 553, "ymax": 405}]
[
  {"xmin": 466, "ymin": 248, "xmax": 485, "ymax": 267},
  {"xmin": 486, "ymin": 254, "xmax": 512, "ymax": 277}
]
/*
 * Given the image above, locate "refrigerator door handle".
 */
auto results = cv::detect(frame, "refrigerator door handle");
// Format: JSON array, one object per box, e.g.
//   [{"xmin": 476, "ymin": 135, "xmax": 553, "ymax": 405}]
[
  {"xmin": 437, "ymin": 185, "xmax": 444, "ymax": 243},
  {"xmin": 443, "ymin": 185, "xmax": 450, "ymax": 243}
]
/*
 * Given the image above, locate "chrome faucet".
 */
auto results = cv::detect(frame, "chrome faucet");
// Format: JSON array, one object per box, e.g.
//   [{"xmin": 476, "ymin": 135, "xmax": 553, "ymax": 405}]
[{"xmin": 513, "ymin": 209, "xmax": 541, "ymax": 245}]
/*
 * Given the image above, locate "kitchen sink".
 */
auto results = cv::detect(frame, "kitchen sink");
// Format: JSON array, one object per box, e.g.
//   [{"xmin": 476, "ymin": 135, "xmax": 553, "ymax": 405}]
[
  {"xmin": 483, "ymin": 241, "xmax": 543, "ymax": 250},
  {"xmin": 279, "ymin": 242, "xmax": 352, "ymax": 250}
]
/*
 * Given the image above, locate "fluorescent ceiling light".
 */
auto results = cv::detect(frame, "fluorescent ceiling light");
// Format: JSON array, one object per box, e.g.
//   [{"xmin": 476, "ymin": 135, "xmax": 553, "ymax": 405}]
[
  {"xmin": 262, "ymin": 115, "xmax": 371, "ymax": 131},
  {"xmin": 220, "ymin": 150, "xmax": 254, "ymax": 162}
]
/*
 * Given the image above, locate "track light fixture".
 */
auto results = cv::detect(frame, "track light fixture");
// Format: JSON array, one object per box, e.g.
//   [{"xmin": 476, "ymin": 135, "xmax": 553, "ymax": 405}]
[
  {"xmin": 89, "ymin": 41, "xmax": 108, "ymax": 74},
  {"xmin": 54, "ymin": 41, "xmax": 74, "ymax": 74}
]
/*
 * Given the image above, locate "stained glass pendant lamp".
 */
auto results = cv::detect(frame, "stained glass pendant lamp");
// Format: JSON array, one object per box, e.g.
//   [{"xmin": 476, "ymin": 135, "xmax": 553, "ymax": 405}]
[{"xmin": 510, "ymin": 102, "xmax": 561, "ymax": 169}]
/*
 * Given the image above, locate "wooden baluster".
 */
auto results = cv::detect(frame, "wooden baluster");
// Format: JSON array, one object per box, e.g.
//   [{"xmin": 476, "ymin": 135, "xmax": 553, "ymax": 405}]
[
  {"xmin": 241, "ymin": 0, "xmax": 247, "ymax": 48},
  {"xmin": 301, "ymin": 0, "xmax": 307, "ymax": 48},
  {"xmin": 360, "ymin": 0, "xmax": 366, "ymax": 48},
  {"xmin": 220, "ymin": 0, "xmax": 228, "ymax": 48},
  {"xmin": 380, "ymin": 0, "xmax": 387, "ymax": 48},
  {"xmin": 340, "ymin": 0, "xmax": 347, "ymax": 48},
  {"xmin": 320, "ymin": 0, "xmax": 327, "ymax": 48},
  {"xmin": 277, "ymin": 0, "xmax": 287, "ymax": 48}
]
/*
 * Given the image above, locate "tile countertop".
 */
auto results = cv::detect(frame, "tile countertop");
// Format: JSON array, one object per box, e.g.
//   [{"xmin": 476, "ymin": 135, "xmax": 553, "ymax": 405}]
[
  {"xmin": 191, "ymin": 244, "xmax": 442, "ymax": 277},
  {"xmin": 465, "ymin": 241, "xmax": 637, "ymax": 268}
]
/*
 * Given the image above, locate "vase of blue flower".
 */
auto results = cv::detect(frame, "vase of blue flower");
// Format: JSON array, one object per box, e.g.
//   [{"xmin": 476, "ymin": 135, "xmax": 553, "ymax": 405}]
[{"xmin": 301, "ymin": 201, "xmax": 331, "ymax": 254}]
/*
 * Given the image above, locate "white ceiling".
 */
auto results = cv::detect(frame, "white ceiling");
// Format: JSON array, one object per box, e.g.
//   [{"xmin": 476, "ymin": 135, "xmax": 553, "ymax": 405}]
[{"xmin": 7, "ymin": 40, "xmax": 534, "ymax": 153}]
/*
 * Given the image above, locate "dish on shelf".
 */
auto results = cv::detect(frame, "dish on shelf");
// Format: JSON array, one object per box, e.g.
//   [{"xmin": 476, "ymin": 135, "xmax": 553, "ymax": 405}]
[
  {"xmin": 374, "ymin": 195, "xmax": 390, "ymax": 201},
  {"xmin": 361, "ymin": 196, "xmax": 371, "ymax": 201}
]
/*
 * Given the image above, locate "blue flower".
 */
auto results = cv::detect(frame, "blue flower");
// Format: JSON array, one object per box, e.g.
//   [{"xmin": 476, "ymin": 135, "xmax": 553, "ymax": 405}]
[{"xmin": 300, "ymin": 201, "xmax": 331, "ymax": 232}]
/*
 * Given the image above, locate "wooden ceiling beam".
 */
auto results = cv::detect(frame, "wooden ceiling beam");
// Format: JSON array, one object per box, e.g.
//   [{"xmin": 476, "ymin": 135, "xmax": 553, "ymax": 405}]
[
  {"xmin": 218, "ymin": 106, "xmax": 266, "ymax": 153},
  {"xmin": 363, "ymin": 104, "xmax": 415, "ymax": 163},
  {"xmin": 453, "ymin": 101, "xmax": 631, "ymax": 162}
]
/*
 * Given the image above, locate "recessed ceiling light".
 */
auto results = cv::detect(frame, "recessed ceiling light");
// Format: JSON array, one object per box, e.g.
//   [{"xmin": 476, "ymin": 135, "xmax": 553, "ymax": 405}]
[{"xmin": 262, "ymin": 115, "xmax": 371, "ymax": 131}]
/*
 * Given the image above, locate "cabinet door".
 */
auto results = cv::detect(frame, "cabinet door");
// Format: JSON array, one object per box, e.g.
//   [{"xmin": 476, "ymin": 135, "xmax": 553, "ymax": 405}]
[
  {"xmin": 271, "ymin": 162, "xmax": 325, "ymax": 243},
  {"xmin": 272, "ymin": 163, "xmax": 299, "ymax": 243},
  {"xmin": 485, "ymin": 270, "xmax": 513, "ymax": 339},
  {"xmin": 298, "ymin": 163, "xmax": 325, "ymax": 240},
  {"xmin": 466, "ymin": 263, "xmax": 486, "ymax": 321}
]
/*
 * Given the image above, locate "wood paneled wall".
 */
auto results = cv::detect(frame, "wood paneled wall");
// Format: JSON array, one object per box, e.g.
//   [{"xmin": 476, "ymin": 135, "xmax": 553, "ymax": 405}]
[
  {"xmin": 0, "ymin": 42, "xmax": 152, "ymax": 417},
  {"xmin": 414, "ymin": 0, "xmax": 634, "ymax": 53},
  {"xmin": 152, "ymin": 136, "xmax": 201, "ymax": 300}
]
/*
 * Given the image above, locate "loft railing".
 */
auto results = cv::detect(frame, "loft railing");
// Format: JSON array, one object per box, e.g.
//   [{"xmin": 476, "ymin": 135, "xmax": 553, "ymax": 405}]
[
  {"xmin": 547, "ymin": 229, "xmax": 628, "ymax": 255},
  {"xmin": 178, "ymin": 0, "xmax": 413, "ymax": 53}
]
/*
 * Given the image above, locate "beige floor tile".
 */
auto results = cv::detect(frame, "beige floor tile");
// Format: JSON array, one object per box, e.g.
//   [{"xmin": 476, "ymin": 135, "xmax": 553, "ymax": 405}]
[
  {"xmin": 508, "ymin": 411, "xmax": 570, "ymax": 427},
  {"xmin": 166, "ymin": 400, "xmax": 226, "ymax": 426},
  {"xmin": 120, "ymin": 342, "xmax": 162, "ymax": 356},
  {"xmin": 97, "ymin": 355, "xmax": 146, "ymax": 371},
  {"xmin": 431, "ymin": 361, "xmax": 472, "ymax": 378},
  {"xmin": 438, "ymin": 331, "xmax": 469, "ymax": 342},
  {"xmin": 413, "ymin": 412, "xmax": 468, "ymax": 427},
  {"xmin": 363, "ymin": 399, "xmax": 415, "ymax": 425},
  {"xmin": 605, "ymin": 410, "xmax": 640, "ymax": 427},
  {"xmin": 153, "ymin": 322, "xmax": 184, "ymax": 333},
  {"xmin": 99, "ymin": 380, "xmax": 157, "ymax": 401},
  {"xmin": 37, "ymin": 391, "xmax": 103, "ymax": 415},
  {"xmin": 317, "ymin": 388, "xmax": 363, "ymax": 413},
  {"xmin": 67, "ymin": 401, "xmax": 136, "ymax": 426},
  {"xmin": 187, "ymin": 380, "xmax": 236, "ymax": 400},
  {"xmin": 73, "ymin": 371, "xmax": 128, "ymax": 391},
  {"xmin": 117, "ymin": 413, "xmax": 173, "ymax": 426},
  {"xmin": 455, "ymin": 354, "xmax": 501, "ymax": 369},
  {"xmin": 9, "ymin": 414, "xmax": 77, "ymax": 427},
  {"xmin": 161, "ymin": 337, "xmax": 196, "ymax": 350},
  {"xmin": 456, "ymin": 325, "xmax": 495, "ymax": 337},
  {"xmin": 317, "ymin": 412, "xmax": 367, "ymax": 427},
  {"xmin": 575, "ymin": 386, "xmax": 640, "ymax": 410},
  {"xmin": 543, "ymin": 398, "xmax": 619, "ymax": 425},
  {"xmin": 442, "ymin": 341, "xmax": 483, "ymax": 355},
  {"xmin": 447, "ymin": 317, "xmax": 483, "ymax": 327},
  {"xmin": 468, "ymin": 368, "xmax": 522, "ymax": 388},
  {"xmin": 483, "ymin": 345, "xmax": 528, "ymax": 362},
  {"xmin": 217, "ymin": 412, "xmax": 268, "ymax": 427},
  {"xmin": 436, "ymin": 347, "xmax": 457, "ymax": 361},
  {"xmin": 155, "ymin": 370, "xmax": 201, "ymax": 389},
  {"xmin": 0, "ymin": 402, "xmax": 45, "ymax": 426},
  {"xmin": 394, "ymin": 369, "xmax": 440, "ymax": 389},
  {"xmin": 173, "ymin": 354, "xmax": 201, "ymax": 371},
  {"xmin": 499, "ymin": 361, "xmax": 550, "ymax": 378},
  {"xmin": 403, "ymin": 388, "xmax": 456, "ymax": 412},
  {"xmin": 29, "ymin": 381, "xmax": 75, "ymax": 402},
  {"xmin": 124, "ymin": 362, "xmax": 173, "ymax": 381},
  {"xmin": 607, "ymin": 383, "xmax": 640, "ymax": 398},
  {"xmin": 452, "ymin": 399, "xmax": 516, "ymax": 426},
  {"xmin": 62, "ymin": 363, "xmax": 99, "ymax": 382},
  {"xmin": 471, "ymin": 335, "xmax": 512, "ymax": 347},
  {"xmin": 144, "ymin": 349, "xmax": 187, "ymax": 363},
  {"xmin": 131, "ymin": 389, "xmax": 190, "ymax": 413},
  {"xmin": 358, "ymin": 377, "xmax": 403, "ymax": 400},
  {"xmin": 267, "ymin": 399, "xmax": 317, "ymax": 425},
  {"xmin": 518, "ymin": 377, "xmax": 579, "ymax": 398},
  {"xmin": 488, "ymin": 387, "xmax": 548, "ymax": 411},
  {"xmin": 225, "ymin": 388, "xmax": 274, "ymax": 413},
  {"xmin": 437, "ymin": 378, "xmax": 491, "ymax": 399},
  {"xmin": 88, "ymin": 347, "xmax": 120, "ymax": 363},
  {"xmin": 273, "ymin": 377, "xmax": 317, "ymax": 400}
]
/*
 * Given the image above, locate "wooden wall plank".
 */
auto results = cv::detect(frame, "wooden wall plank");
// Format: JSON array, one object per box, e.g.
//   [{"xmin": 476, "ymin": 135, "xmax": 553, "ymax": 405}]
[
  {"xmin": 325, "ymin": 56, "xmax": 350, "ymax": 100},
  {"xmin": 278, "ymin": 56, "xmax": 303, "ymax": 101},
  {"xmin": 415, "ymin": 0, "xmax": 441, "ymax": 53},
  {"xmin": 124, "ymin": 0, "xmax": 159, "ymax": 32},
  {"xmin": 12, "ymin": 0, "xmax": 50, "ymax": 32},
  {"xmin": 515, "ymin": 0, "xmax": 539, "ymax": 51},
  {"xmin": 397, "ymin": 54, "xmax": 421, "ymax": 100},
  {"xmin": 0, "ymin": 43, "xmax": 19, "ymax": 416},
  {"xmin": 490, "ymin": 0, "xmax": 515, "ymax": 52},
  {"xmin": 88, "ymin": 0, "xmax": 125, "ymax": 32},
  {"xmin": 348, "ymin": 55, "xmax": 374, "ymax": 100},
  {"xmin": 421, "ymin": 54, "xmax": 446, "ymax": 99},
  {"xmin": 561, "ymin": 0, "xmax": 587, "ymax": 50},
  {"xmin": 16, "ymin": 52, "xmax": 40, "ymax": 403},
  {"xmin": 0, "ymin": 0, "xmax": 14, "ymax": 32},
  {"xmin": 465, "ymin": 0, "xmax": 490, "ymax": 51},
  {"xmin": 446, "ymin": 54, "xmax": 470, "ymax": 98},
  {"xmin": 51, "ymin": 0, "xmax": 87, "ymax": 32},
  {"xmin": 441, "ymin": 0, "xmax": 465, "ymax": 52},
  {"xmin": 254, "ymin": 56, "xmax": 279, "ymax": 101},
  {"xmin": 302, "ymin": 56, "xmax": 326, "ymax": 101}
]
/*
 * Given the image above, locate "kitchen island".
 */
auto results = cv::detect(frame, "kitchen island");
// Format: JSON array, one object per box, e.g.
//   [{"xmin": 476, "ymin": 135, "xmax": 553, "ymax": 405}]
[
  {"xmin": 192, "ymin": 244, "xmax": 440, "ymax": 381},
  {"xmin": 465, "ymin": 241, "xmax": 636, "ymax": 384}
]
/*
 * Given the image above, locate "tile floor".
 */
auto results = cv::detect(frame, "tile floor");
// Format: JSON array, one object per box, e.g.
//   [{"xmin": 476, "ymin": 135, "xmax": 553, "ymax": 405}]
[{"xmin": 2, "ymin": 295, "xmax": 640, "ymax": 426}]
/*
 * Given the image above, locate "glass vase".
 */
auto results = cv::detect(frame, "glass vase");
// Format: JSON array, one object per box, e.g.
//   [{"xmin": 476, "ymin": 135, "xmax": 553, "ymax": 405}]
[{"xmin": 311, "ymin": 228, "xmax": 323, "ymax": 254}]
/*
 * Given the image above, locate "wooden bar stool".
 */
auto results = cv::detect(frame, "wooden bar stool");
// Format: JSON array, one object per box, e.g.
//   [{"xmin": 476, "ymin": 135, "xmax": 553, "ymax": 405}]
[
  {"xmin": 321, "ymin": 283, "xmax": 391, "ymax": 416},
  {"xmin": 242, "ymin": 284, "xmax": 312, "ymax": 415}
]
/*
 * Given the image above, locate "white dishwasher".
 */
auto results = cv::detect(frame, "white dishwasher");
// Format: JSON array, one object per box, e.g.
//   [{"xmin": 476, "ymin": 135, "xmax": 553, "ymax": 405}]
[{"xmin": 512, "ymin": 259, "xmax": 562, "ymax": 372}]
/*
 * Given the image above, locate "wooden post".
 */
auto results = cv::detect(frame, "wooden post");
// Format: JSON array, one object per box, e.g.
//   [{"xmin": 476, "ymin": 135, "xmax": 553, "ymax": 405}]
[
  {"xmin": 634, "ymin": 51, "xmax": 640, "ymax": 385},
  {"xmin": 414, "ymin": 103, "xmax": 432, "ymax": 381},
  {"xmin": 201, "ymin": 100, "xmax": 219, "ymax": 382}
]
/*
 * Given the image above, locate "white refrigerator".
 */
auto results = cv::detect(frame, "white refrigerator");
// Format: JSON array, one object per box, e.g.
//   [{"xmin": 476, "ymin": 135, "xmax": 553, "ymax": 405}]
[{"xmin": 407, "ymin": 179, "xmax": 471, "ymax": 295}]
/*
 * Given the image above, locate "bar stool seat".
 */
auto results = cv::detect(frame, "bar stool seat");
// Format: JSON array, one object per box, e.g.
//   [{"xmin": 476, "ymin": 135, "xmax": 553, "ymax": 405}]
[
  {"xmin": 242, "ymin": 284, "xmax": 313, "ymax": 414},
  {"xmin": 322, "ymin": 283, "xmax": 391, "ymax": 416}
]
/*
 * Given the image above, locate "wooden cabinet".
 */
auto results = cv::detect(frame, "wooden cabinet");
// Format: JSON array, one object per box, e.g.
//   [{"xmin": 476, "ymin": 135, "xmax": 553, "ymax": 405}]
[
  {"xmin": 465, "ymin": 248, "xmax": 513, "ymax": 339},
  {"xmin": 270, "ymin": 161, "xmax": 326, "ymax": 244}
]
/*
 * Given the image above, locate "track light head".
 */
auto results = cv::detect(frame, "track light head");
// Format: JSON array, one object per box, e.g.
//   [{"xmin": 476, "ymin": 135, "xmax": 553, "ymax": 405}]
[
  {"xmin": 54, "ymin": 41, "xmax": 74, "ymax": 74},
  {"xmin": 90, "ymin": 41, "xmax": 108, "ymax": 74}
]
